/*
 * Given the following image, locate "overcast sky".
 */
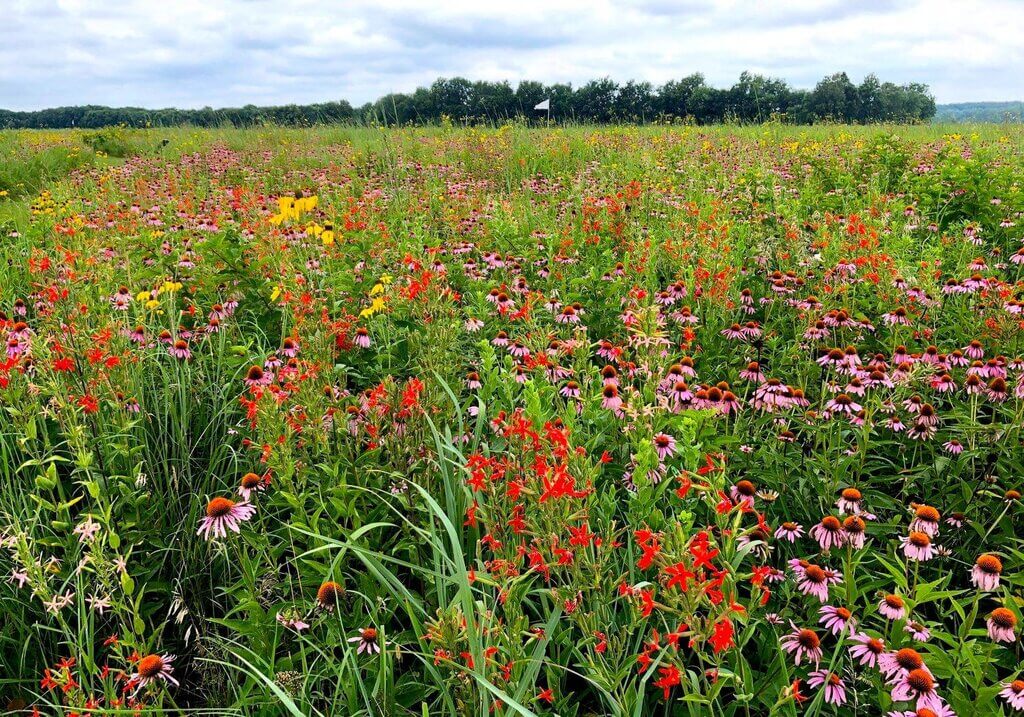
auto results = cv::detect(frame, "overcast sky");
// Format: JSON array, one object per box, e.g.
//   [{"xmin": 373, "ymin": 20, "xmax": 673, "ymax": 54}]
[{"xmin": 3, "ymin": 0, "xmax": 1021, "ymax": 111}]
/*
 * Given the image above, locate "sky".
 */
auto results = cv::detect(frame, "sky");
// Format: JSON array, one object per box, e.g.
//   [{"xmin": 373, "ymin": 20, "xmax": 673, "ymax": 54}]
[{"xmin": 2, "ymin": 0, "xmax": 1022, "ymax": 111}]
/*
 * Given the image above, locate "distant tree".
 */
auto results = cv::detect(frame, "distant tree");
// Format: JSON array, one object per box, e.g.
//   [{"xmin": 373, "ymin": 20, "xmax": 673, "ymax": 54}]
[
  {"xmin": 857, "ymin": 74, "xmax": 883, "ymax": 123},
  {"xmin": 574, "ymin": 78, "xmax": 619, "ymax": 123},
  {"xmin": 688, "ymin": 85, "xmax": 728, "ymax": 124},
  {"xmin": 810, "ymin": 72, "xmax": 860, "ymax": 122},
  {"xmin": 430, "ymin": 77, "xmax": 474, "ymax": 122},
  {"xmin": 613, "ymin": 80, "xmax": 656, "ymax": 122},
  {"xmin": 471, "ymin": 81, "xmax": 516, "ymax": 123},
  {"xmin": 727, "ymin": 72, "xmax": 793, "ymax": 122},
  {"xmin": 657, "ymin": 74, "xmax": 707, "ymax": 120},
  {"xmin": 547, "ymin": 84, "xmax": 575, "ymax": 121},
  {"xmin": 514, "ymin": 81, "xmax": 548, "ymax": 117}
]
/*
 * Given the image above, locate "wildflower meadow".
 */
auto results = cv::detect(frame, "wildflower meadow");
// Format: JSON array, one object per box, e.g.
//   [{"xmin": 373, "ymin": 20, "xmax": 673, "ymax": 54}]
[{"xmin": 2, "ymin": 123, "xmax": 1024, "ymax": 716}]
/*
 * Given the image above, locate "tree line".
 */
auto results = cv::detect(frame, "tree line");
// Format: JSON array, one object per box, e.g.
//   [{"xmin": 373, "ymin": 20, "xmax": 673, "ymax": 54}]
[{"xmin": 0, "ymin": 72, "xmax": 936, "ymax": 129}]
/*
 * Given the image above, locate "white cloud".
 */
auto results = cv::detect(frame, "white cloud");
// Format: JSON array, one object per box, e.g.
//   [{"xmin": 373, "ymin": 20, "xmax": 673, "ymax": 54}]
[{"xmin": 1, "ymin": 0, "xmax": 1020, "ymax": 110}]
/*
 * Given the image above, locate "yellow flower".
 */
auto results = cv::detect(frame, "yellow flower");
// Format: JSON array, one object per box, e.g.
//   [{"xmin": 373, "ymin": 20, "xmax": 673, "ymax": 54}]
[
  {"xmin": 271, "ymin": 194, "xmax": 319, "ymax": 225},
  {"xmin": 270, "ymin": 286, "xmax": 282, "ymax": 302},
  {"xmin": 296, "ymin": 195, "xmax": 318, "ymax": 213},
  {"xmin": 360, "ymin": 296, "xmax": 386, "ymax": 317},
  {"xmin": 135, "ymin": 291, "xmax": 150, "ymax": 302}
]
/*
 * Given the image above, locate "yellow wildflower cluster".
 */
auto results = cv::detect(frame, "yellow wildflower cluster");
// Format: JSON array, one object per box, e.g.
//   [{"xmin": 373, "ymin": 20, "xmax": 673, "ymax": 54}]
[
  {"xmin": 360, "ymin": 274, "xmax": 392, "ymax": 318},
  {"xmin": 270, "ymin": 194, "xmax": 318, "ymax": 225},
  {"xmin": 136, "ymin": 281, "xmax": 183, "ymax": 311},
  {"xmin": 30, "ymin": 191, "xmax": 57, "ymax": 216},
  {"xmin": 306, "ymin": 221, "xmax": 336, "ymax": 246}
]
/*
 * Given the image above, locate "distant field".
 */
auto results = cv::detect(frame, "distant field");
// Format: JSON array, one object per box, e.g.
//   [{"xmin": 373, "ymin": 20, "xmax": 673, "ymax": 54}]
[
  {"xmin": 2, "ymin": 124, "xmax": 1023, "ymax": 716},
  {"xmin": 935, "ymin": 101, "xmax": 1024, "ymax": 123}
]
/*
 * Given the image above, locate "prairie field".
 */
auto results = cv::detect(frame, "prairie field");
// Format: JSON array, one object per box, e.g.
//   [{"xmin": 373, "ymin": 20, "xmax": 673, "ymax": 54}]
[{"xmin": 2, "ymin": 123, "xmax": 1024, "ymax": 716}]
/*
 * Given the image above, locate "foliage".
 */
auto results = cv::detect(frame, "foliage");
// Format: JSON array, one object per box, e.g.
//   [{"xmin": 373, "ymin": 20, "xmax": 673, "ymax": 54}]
[
  {"xmin": 0, "ymin": 73, "xmax": 938, "ymax": 129},
  {"xmin": 0, "ymin": 124, "xmax": 1023, "ymax": 716}
]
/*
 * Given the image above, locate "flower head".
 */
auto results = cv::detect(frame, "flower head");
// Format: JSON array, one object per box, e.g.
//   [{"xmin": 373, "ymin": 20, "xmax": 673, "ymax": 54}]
[
  {"xmin": 971, "ymin": 553, "xmax": 1002, "ymax": 591},
  {"xmin": 780, "ymin": 623, "xmax": 822, "ymax": 666},
  {"xmin": 131, "ymin": 653, "xmax": 179, "ymax": 690},
  {"xmin": 348, "ymin": 627, "xmax": 383, "ymax": 654},
  {"xmin": 196, "ymin": 497, "xmax": 255, "ymax": 540}
]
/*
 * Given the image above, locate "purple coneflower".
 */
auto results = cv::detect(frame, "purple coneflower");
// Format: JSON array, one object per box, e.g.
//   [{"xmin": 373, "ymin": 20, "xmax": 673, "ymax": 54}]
[
  {"xmin": 904, "ymin": 621, "xmax": 931, "ymax": 642},
  {"xmin": 810, "ymin": 516, "xmax": 846, "ymax": 551},
  {"xmin": 942, "ymin": 440, "xmax": 963, "ymax": 455},
  {"xmin": 721, "ymin": 324, "xmax": 746, "ymax": 341},
  {"xmin": 909, "ymin": 505, "xmax": 940, "ymax": 536},
  {"xmin": 987, "ymin": 608, "xmax": 1016, "ymax": 643},
  {"xmin": 131, "ymin": 653, "xmax": 179, "ymax": 690},
  {"xmin": 774, "ymin": 521, "xmax": 803, "ymax": 543},
  {"xmin": 891, "ymin": 668, "xmax": 942, "ymax": 713},
  {"xmin": 168, "ymin": 339, "xmax": 191, "ymax": 360},
  {"xmin": 600, "ymin": 384, "xmax": 622, "ymax": 411},
  {"xmin": 945, "ymin": 513, "xmax": 965, "ymax": 529},
  {"xmin": 653, "ymin": 433, "xmax": 675, "ymax": 460},
  {"xmin": 843, "ymin": 515, "xmax": 868, "ymax": 549},
  {"xmin": 196, "ymin": 497, "xmax": 256, "ymax": 540},
  {"xmin": 971, "ymin": 553, "xmax": 1002, "ymax": 591},
  {"xmin": 796, "ymin": 563, "xmax": 840, "ymax": 602},
  {"xmin": 879, "ymin": 594, "xmax": 907, "ymax": 621},
  {"xmin": 1000, "ymin": 680, "xmax": 1024, "ymax": 711},
  {"xmin": 729, "ymin": 480, "xmax": 757, "ymax": 510},
  {"xmin": 560, "ymin": 380, "xmax": 581, "ymax": 398},
  {"xmin": 807, "ymin": 669, "xmax": 847, "ymax": 706},
  {"xmin": 739, "ymin": 362, "xmax": 764, "ymax": 383},
  {"xmin": 238, "ymin": 472, "xmax": 269, "ymax": 500},
  {"xmin": 819, "ymin": 605, "xmax": 855, "ymax": 636},
  {"xmin": 349, "ymin": 627, "xmax": 383, "ymax": 654},
  {"xmin": 836, "ymin": 487, "xmax": 863, "ymax": 514},
  {"xmin": 780, "ymin": 623, "xmax": 822, "ymax": 666},
  {"xmin": 316, "ymin": 581, "xmax": 345, "ymax": 610},
  {"xmin": 901, "ymin": 531, "xmax": 935, "ymax": 562},
  {"xmin": 280, "ymin": 338, "xmax": 300, "ymax": 357},
  {"xmin": 825, "ymin": 393, "xmax": 861, "ymax": 415},
  {"xmin": 848, "ymin": 632, "xmax": 885, "ymax": 668},
  {"xmin": 244, "ymin": 365, "xmax": 273, "ymax": 387}
]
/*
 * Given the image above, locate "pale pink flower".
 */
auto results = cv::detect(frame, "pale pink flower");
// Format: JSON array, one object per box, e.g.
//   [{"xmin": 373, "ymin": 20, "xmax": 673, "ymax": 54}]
[
  {"xmin": 196, "ymin": 497, "xmax": 256, "ymax": 540},
  {"xmin": 807, "ymin": 669, "xmax": 847, "ymax": 706}
]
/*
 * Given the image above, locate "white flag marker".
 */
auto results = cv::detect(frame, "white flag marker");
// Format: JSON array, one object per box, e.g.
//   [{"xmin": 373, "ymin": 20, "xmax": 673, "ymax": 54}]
[{"xmin": 534, "ymin": 99, "xmax": 550, "ymax": 111}]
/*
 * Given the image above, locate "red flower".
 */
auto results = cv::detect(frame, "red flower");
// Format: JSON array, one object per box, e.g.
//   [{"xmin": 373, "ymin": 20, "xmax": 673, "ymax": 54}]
[
  {"xmin": 708, "ymin": 618, "xmax": 734, "ymax": 654},
  {"xmin": 77, "ymin": 394, "xmax": 99, "ymax": 414},
  {"xmin": 639, "ymin": 588, "xmax": 655, "ymax": 617},
  {"xmin": 568, "ymin": 523, "xmax": 595, "ymax": 547},
  {"xmin": 689, "ymin": 534, "xmax": 720, "ymax": 571},
  {"xmin": 653, "ymin": 664, "xmax": 681, "ymax": 699},
  {"xmin": 40, "ymin": 669, "xmax": 58, "ymax": 690},
  {"xmin": 664, "ymin": 562, "xmax": 695, "ymax": 592}
]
